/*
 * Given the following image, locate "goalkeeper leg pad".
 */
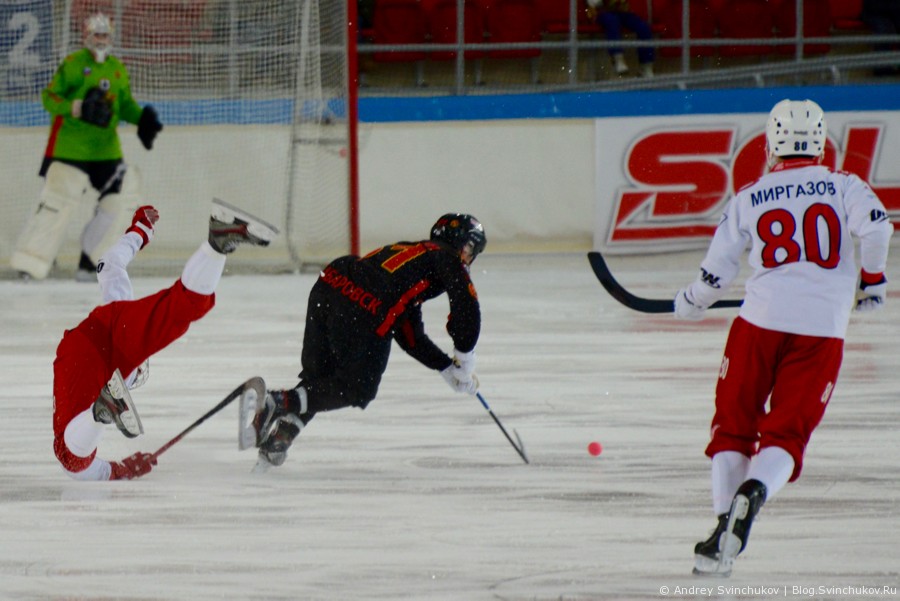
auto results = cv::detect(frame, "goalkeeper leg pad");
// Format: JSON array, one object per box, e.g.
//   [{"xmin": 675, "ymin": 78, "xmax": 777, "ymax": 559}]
[{"xmin": 11, "ymin": 162, "xmax": 89, "ymax": 279}]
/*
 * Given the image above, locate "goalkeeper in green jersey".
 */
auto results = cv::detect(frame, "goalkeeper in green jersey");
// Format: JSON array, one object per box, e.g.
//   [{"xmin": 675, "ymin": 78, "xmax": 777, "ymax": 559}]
[{"xmin": 11, "ymin": 12, "xmax": 163, "ymax": 281}]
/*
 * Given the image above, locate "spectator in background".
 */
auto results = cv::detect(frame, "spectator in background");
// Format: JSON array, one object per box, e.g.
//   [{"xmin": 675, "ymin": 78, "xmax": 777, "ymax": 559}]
[
  {"xmin": 861, "ymin": 0, "xmax": 900, "ymax": 75},
  {"xmin": 586, "ymin": 0, "xmax": 655, "ymax": 77},
  {"xmin": 358, "ymin": 0, "xmax": 375, "ymax": 33}
]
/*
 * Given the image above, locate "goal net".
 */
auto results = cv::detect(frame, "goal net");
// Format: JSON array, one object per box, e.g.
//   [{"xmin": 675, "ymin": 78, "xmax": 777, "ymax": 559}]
[{"xmin": 0, "ymin": 0, "xmax": 357, "ymax": 276}]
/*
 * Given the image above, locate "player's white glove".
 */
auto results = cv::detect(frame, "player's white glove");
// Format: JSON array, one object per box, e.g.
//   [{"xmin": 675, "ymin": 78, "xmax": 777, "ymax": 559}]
[
  {"xmin": 440, "ymin": 348, "xmax": 479, "ymax": 394},
  {"xmin": 452, "ymin": 349, "xmax": 476, "ymax": 376},
  {"xmin": 674, "ymin": 286, "xmax": 707, "ymax": 321},
  {"xmin": 440, "ymin": 365, "xmax": 479, "ymax": 395},
  {"xmin": 855, "ymin": 270, "xmax": 887, "ymax": 312}
]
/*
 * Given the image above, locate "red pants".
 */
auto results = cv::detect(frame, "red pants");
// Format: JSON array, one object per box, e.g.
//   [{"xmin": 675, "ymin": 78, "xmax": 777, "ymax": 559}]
[
  {"xmin": 53, "ymin": 280, "xmax": 215, "ymax": 471},
  {"xmin": 705, "ymin": 317, "xmax": 843, "ymax": 482}
]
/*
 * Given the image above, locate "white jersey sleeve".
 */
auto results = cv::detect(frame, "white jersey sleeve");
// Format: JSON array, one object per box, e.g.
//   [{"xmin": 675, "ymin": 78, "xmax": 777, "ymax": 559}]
[
  {"xmin": 690, "ymin": 161, "xmax": 892, "ymax": 338},
  {"xmin": 843, "ymin": 172, "xmax": 892, "ymax": 275},
  {"xmin": 96, "ymin": 232, "xmax": 143, "ymax": 304}
]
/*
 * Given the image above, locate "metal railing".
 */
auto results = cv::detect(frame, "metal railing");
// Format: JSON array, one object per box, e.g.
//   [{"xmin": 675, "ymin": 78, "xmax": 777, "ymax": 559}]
[{"xmin": 357, "ymin": 0, "xmax": 900, "ymax": 95}]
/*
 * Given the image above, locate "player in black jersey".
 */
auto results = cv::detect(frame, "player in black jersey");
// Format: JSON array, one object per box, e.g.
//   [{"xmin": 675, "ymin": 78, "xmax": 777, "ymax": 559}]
[{"xmin": 250, "ymin": 213, "xmax": 486, "ymax": 470}]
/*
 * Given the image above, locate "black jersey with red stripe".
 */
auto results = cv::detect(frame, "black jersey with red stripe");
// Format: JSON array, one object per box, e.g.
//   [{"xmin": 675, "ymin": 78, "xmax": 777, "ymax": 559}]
[{"xmin": 319, "ymin": 240, "xmax": 480, "ymax": 371}]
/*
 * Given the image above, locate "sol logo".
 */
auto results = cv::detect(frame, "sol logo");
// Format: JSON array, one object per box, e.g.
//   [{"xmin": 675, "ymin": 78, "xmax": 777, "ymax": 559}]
[
  {"xmin": 719, "ymin": 356, "xmax": 729, "ymax": 380},
  {"xmin": 608, "ymin": 125, "xmax": 900, "ymax": 246}
]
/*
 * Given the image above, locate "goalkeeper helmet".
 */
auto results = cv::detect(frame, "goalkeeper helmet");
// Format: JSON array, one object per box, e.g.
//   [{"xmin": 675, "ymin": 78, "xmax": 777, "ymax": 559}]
[
  {"xmin": 430, "ymin": 213, "xmax": 487, "ymax": 264},
  {"xmin": 765, "ymin": 99, "xmax": 826, "ymax": 167},
  {"xmin": 85, "ymin": 13, "xmax": 114, "ymax": 63}
]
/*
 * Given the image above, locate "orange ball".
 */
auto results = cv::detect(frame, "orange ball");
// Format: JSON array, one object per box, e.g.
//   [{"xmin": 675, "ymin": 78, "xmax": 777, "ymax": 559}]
[{"xmin": 588, "ymin": 441, "xmax": 603, "ymax": 456}]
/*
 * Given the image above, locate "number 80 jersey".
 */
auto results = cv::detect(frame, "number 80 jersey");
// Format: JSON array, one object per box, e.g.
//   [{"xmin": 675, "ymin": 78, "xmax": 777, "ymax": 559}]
[{"xmin": 700, "ymin": 158, "xmax": 892, "ymax": 338}]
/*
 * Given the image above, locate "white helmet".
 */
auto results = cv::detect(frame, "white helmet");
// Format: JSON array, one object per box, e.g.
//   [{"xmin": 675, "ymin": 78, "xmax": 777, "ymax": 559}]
[
  {"xmin": 84, "ymin": 13, "xmax": 114, "ymax": 63},
  {"xmin": 765, "ymin": 99, "xmax": 827, "ymax": 167}
]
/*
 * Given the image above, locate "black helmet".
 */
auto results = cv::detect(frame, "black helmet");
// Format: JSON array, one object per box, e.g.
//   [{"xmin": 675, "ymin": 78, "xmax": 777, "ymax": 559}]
[{"xmin": 430, "ymin": 213, "xmax": 486, "ymax": 262}]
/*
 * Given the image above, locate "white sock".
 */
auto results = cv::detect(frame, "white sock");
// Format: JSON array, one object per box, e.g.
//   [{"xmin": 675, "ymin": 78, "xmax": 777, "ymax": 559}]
[
  {"xmin": 180, "ymin": 241, "xmax": 226, "ymax": 295},
  {"xmin": 64, "ymin": 407, "xmax": 106, "ymax": 458},
  {"xmin": 64, "ymin": 457, "xmax": 113, "ymax": 481},
  {"xmin": 746, "ymin": 446, "xmax": 794, "ymax": 501},
  {"xmin": 711, "ymin": 451, "xmax": 750, "ymax": 515}
]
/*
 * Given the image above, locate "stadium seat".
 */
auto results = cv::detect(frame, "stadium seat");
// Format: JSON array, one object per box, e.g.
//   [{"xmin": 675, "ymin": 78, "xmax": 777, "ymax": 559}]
[
  {"xmin": 486, "ymin": 0, "xmax": 542, "ymax": 56},
  {"xmin": 829, "ymin": 0, "xmax": 865, "ymax": 32},
  {"xmin": 656, "ymin": 0, "xmax": 717, "ymax": 58},
  {"xmin": 485, "ymin": 0, "xmax": 542, "ymax": 82},
  {"xmin": 535, "ymin": 0, "xmax": 601, "ymax": 35},
  {"xmin": 774, "ymin": 0, "xmax": 832, "ymax": 56},
  {"xmin": 428, "ymin": 0, "xmax": 486, "ymax": 83},
  {"xmin": 429, "ymin": 0, "xmax": 487, "ymax": 59},
  {"xmin": 372, "ymin": 0, "xmax": 429, "ymax": 85},
  {"xmin": 716, "ymin": 0, "xmax": 776, "ymax": 58},
  {"xmin": 630, "ymin": 0, "xmax": 666, "ymax": 35}
]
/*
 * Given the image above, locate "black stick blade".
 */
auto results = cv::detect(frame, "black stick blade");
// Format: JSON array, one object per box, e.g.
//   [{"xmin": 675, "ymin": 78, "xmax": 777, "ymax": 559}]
[{"xmin": 586, "ymin": 251, "xmax": 742, "ymax": 313}]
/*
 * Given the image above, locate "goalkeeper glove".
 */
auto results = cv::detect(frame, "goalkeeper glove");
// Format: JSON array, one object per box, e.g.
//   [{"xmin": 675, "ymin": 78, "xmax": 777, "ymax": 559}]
[
  {"xmin": 137, "ymin": 105, "xmax": 163, "ymax": 150},
  {"xmin": 79, "ymin": 87, "xmax": 113, "ymax": 127}
]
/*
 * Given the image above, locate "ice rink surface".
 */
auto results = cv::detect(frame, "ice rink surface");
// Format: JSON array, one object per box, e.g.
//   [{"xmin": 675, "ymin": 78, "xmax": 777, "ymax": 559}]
[{"xmin": 1, "ymin": 251, "xmax": 898, "ymax": 601}]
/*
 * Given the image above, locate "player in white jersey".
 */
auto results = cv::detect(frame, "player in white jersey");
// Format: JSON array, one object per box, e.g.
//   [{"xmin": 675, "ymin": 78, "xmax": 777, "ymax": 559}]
[{"xmin": 674, "ymin": 99, "xmax": 893, "ymax": 576}]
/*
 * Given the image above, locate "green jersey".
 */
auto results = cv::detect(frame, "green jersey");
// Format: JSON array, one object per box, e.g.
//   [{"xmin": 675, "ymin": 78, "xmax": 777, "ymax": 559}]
[{"xmin": 41, "ymin": 48, "xmax": 144, "ymax": 162}]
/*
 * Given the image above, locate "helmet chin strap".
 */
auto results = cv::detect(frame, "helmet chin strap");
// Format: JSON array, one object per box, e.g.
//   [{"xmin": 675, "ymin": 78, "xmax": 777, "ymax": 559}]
[{"xmin": 90, "ymin": 45, "xmax": 111, "ymax": 63}]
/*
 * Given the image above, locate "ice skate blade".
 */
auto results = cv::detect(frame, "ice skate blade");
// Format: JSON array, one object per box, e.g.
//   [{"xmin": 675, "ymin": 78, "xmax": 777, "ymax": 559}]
[
  {"xmin": 237, "ymin": 389, "xmax": 260, "ymax": 450},
  {"xmin": 211, "ymin": 197, "xmax": 279, "ymax": 243},
  {"xmin": 693, "ymin": 555, "xmax": 732, "ymax": 577},
  {"xmin": 252, "ymin": 457, "xmax": 274, "ymax": 474}
]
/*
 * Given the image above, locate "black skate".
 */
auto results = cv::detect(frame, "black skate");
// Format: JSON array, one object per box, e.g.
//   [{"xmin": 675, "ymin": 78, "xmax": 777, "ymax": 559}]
[
  {"xmin": 693, "ymin": 479, "xmax": 767, "ymax": 577},
  {"xmin": 208, "ymin": 198, "xmax": 279, "ymax": 254},
  {"xmin": 92, "ymin": 368, "xmax": 144, "ymax": 438},
  {"xmin": 692, "ymin": 514, "xmax": 730, "ymax": 576},
  {"xmin": 254, "ymin": 414, "xmax": 303, "ymax": 472}
]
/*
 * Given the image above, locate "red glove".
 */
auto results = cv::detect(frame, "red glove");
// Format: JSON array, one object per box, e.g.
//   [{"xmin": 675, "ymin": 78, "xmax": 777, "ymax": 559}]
[
  {"xmin": 109, "ymin": 452, "xmax": 158, "ymax": 480},
  {"xmin": 126, "ymin": 205, "xmax": 160, "ymax": 249}
]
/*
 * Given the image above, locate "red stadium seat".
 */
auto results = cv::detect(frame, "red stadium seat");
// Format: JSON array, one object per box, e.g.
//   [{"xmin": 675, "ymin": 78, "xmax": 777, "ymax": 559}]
[
  {"xmin": 535, "ymin": 0, "xmax": 601, "ymax": 35},
  {"xmin": 429, "ymin": 0, "xmax": 487, "ymax": 60},
  {"xmin": 485, "ymin": 0, "xmax": 542, "ymax": 82},
  {"xmin": 716, "ymin": 0, "xmax": 776, "ymax": 58},
  {"xmin": 372, "ymin": 0, "xmax": 429, "ymax": 85},
  {"xmin": 630, "ymin": 0, "xmax": 666, "ymax": 35},
  {"xmin": 774, "ymin": 0, "xmax": 832, "ymax": 56},
  {"xmin": 657, "ymin": 0, "xmax": 717, "ymax": 58},
  {"xmin": 485, "ymin": 0, "xmax": 541, "ymax": 58},
  {"xmin": 829, "ymin": 0, "xmax": 865, "ymax": 31}
]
